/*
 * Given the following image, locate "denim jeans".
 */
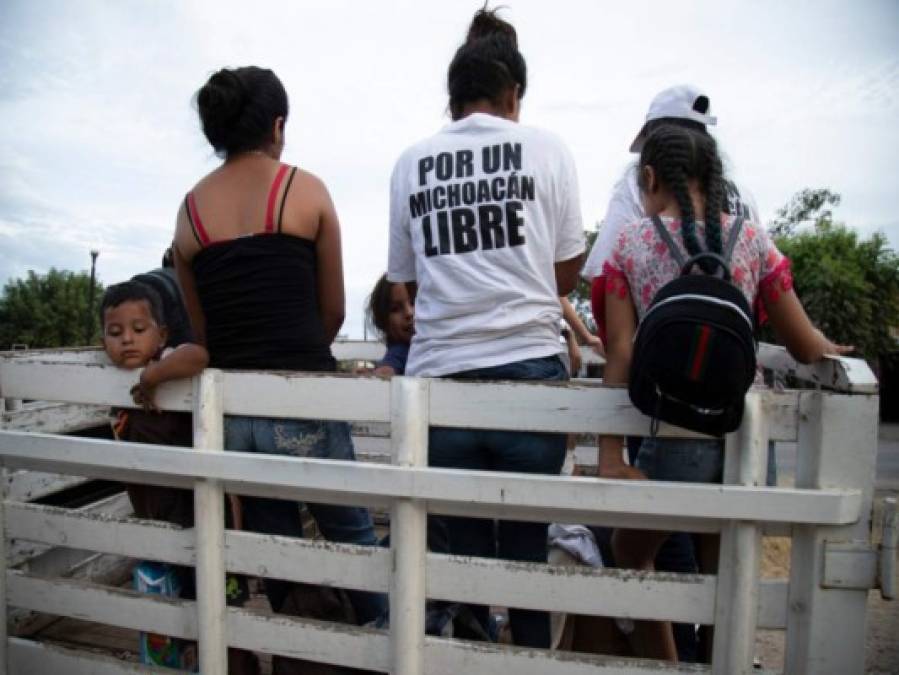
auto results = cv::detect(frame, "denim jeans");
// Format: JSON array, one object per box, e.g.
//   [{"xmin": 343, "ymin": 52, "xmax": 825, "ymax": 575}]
[
  {"xmin": 428, "ymin": 354, "xmax": 568, "ymax": 648},
  {"xmin": 224, "ymin": 416, "xmax": 386, "ymax": 624}
]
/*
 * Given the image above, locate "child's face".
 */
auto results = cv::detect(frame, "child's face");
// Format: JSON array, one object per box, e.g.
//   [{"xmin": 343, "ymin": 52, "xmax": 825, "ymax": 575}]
[
  {"xmin": 386, "ymin": 283, "xmax": 414, "ymax": 344},
  {"xmin": 102, "ymin": 300, "xmax": 167, "ymax": 369}
]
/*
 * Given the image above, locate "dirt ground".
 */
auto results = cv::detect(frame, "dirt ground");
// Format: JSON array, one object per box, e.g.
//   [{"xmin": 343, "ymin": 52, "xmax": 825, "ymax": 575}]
[{"xmin": 756, "ymin": 491, "xmax": 899, "ymax": 674}]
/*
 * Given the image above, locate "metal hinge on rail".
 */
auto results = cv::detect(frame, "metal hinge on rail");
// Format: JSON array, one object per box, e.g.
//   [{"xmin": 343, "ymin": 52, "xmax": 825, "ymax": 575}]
[{"xmin": 821, "ymin": 497, "xmax": 897, "ymax": 600}]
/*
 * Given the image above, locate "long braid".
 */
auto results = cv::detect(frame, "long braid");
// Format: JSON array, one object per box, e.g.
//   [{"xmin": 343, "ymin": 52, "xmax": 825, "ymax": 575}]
[
  {"xmin": 646, "ymin": 129, "xmax": 703, "ymax": 263},
  {"xmin": 641, "ymin": 124, "xmax": 727, "ymax": 274},
  {"xmin": 701, "ymin": 137, "xmax": 725, "ymax": 258},
  {"xmin": 667, "ymin": 166, "xmax": 703, "ymax": 261}
]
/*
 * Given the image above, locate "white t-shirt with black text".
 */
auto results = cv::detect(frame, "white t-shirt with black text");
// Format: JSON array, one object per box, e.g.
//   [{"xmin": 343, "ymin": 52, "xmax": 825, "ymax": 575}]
[{"xmin": 388, "ymin": 113, "xmax": 584, "ymax": 377}]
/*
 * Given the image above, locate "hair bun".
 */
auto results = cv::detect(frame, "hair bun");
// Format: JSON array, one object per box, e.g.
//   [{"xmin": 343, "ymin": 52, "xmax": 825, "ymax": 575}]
[
  {"xmin": 197, "ymin": 69, "xmax": 245, "ymax": 125},
  {"xmin": 466, "ymin": 7, "xmax": 517, "ymax": 46}
]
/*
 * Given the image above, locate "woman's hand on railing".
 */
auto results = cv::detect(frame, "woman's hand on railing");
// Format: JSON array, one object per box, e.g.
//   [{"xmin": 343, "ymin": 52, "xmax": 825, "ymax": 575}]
[{"xmin": 816, "ymin": 329, "xmax": 854, "ymax": 358}]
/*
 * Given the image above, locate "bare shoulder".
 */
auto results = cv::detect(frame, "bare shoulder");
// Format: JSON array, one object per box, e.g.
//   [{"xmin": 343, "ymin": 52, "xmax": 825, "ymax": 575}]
[
  {"xmin": 280, "ymin": 166, "xmax": 338, "ymax": 239},
  {"xmin": 291, "ymin": 167, "xmax": 332, "ymax": 203}
]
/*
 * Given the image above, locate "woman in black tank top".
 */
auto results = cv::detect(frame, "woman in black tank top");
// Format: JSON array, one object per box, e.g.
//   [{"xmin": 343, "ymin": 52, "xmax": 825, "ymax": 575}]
[{"xmin": 172, "ymin": 67, "xmax": 386, "ymax": 639}]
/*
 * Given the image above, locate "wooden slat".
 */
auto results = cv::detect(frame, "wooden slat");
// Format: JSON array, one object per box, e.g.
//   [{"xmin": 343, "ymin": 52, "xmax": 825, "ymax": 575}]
[
  {"xmin": 228, "ymin": 605, "xmax": 389, "ymax": 672},
  {"xmin": 757, "ymin": 343, "xmax": 877, "ymax": 394},
  {"xmin": 429, "ymin": 380, "xmax": 799, "ymax": 441},
  {"xmin": 3, "ymin": 501, "xmax": 791, "ymax": 628},
  {"xmin": 7, "ymin": 571, "xmax": 388, "ymax": 672},
  {"xmin": 0, "ymin": 359, "xmax": 802, "ymax": 439},
  {"xmin": 7, "ymin": 501, "xmax": 193, "ymax": 565},
  {"xmin": 3, "ymin": 470, "xmax": 88, "ymax": 502},
  {"xmin": 0, "ymin": 431, "xmax": 861, "ymax": 528},
  {"xmin": 1, "ymin": 402, "xmax": 110, "ymax": 435},
  {"xmin": 8, "ymin": 637, "xmax": 183, "ymax": 674},
  {"xmin": 9, "ymin": 491, "xmax": 133, "ymax": 569},
  {"xmin": 222, "ymin": 370, "xmax": 391, "ymax": 422},
  {"xmin": 0, "ymin": 358, "xmax": 193, "ymax": 412},
  {"xmin": 6, "ymin": 502, "xmax": 390, "ymax": 592},
  {"xmin": 7, "ymin": 571, "xmax": 198, "ymax": 639},
  {"xmin": 0, "ymin": 347, "xmax": 107, "ymax": 364},
  {"xmin": 428, "ymin": 554, "xmax": 716, "ymax": 624},
  {"xmin": 424, "ymin": 636, "xmax": 711, "ymax": 674}
]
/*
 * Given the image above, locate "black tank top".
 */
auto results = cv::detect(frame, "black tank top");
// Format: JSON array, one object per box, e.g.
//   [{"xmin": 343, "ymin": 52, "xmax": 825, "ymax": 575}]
[{"xmin": 186, "ymin": 164, "xmax": 336, "ymax": 372}]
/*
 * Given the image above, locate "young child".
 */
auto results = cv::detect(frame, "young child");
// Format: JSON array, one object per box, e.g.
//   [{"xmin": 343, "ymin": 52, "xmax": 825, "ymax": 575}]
[
  {"xmin": 597, "ymin": 123, "xmax": 850, "ymax": 661},
  {"xmin": 102, "ymin": 280, "xmax": 209, "ymax": 527},
  {"xmin": 103, "ymin": 280, "xmax": 208, "ymax": 414},
  {"xmin": 101, "ymin": 281, "xmax": 254, "ymax": 672},
  {"xmin": 365, "ymin": 273, "xmax": 413, "ymax": 376}
]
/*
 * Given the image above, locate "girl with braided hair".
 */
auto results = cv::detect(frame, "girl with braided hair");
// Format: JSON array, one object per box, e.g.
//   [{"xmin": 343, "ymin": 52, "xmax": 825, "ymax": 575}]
[{"xmin": 596, "ymin": 123, "xmax": 850, "ymax": 661}]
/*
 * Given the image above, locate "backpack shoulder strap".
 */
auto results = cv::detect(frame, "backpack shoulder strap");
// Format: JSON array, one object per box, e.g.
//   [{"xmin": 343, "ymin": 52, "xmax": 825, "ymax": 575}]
[
  {"xmin": 722, "ymin": 216, "xmax": 744, "ymax": 266},
  {"xmin": 651, "ymin": 215, "xmax": 687, "ymax": 269}
]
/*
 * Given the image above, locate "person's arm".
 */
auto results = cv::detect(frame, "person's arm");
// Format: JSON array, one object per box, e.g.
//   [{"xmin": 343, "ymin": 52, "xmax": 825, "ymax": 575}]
[
  {"xmin": 756, "ymin": 231, "xmax": 852, "ymax": 363},
  {"xmin": 132, "ymin": 343, "xmax": 210, "ymax": 410},
  {"xmin": 173, "ymin": 246, "xmax": 206, "ymax": 347},
  {"xmin": 387, "ymin": 154, "xmax": 418, "ymax": 296},
  {"xmin": 560, "ymin": 296, "xmax": 604, "ymax": 356},
  {"xmin": 173, "ymin": 205, "xmax": 207, "ymax": 346},
  {"xmin": 554, "ymin": 141, "xmax": 586, "ymax": 297},
  {"xmin": 597, "ymin": 277, "xmax": 645, "ymax": 480},
  {"xmin": 563, "ymin": 327, "xmax": 582, "ymax": 376},
  {"xmin": 555, "ymin": 254, "xmax": 585, "ymax": 296},
  {"xmin": 314, "ymin": 179, "xmax": 346, "ymax": 345},
  {"xmin": 764, "ymin": 288, "xmax": 852, "ymax": 363}
]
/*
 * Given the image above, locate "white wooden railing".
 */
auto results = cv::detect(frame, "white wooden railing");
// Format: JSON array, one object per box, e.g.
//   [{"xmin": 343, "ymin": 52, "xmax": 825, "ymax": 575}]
[{"xmin": 0, "ymin": 345, "xmax": 885, "ymax": 674}]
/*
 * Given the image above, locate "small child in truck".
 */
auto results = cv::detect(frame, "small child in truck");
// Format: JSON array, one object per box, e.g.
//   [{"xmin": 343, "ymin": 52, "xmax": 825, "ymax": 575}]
[
  {"xmin": 101, "ymin": 280, "xmax": 254, "ymax": 672},
  {"xmin": 100, "ymin": 280, "xmax": 209, "ymax": 529}
]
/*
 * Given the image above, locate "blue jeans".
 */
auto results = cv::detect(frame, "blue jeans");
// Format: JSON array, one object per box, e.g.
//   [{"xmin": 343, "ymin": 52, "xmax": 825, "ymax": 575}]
[
  {"xmin": 428, "ymin": 355, "xmax": 568, "ymax": 648},
  {"xmin": 635, "ymin": 438, "xmax": 778, "ymax": 486},
  {"xmin": 224, "ymin": 416, "xmax": 386, "ymax": 624}
]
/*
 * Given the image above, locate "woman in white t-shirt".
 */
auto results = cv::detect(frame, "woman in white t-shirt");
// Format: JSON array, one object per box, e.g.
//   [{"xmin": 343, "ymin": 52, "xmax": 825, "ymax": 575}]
[{"xmin": 387, "ymin": 8, "xmax": 584, "ymax": 648}]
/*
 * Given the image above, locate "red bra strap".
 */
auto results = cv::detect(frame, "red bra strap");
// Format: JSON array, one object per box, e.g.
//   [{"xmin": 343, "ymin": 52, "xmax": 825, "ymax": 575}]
[
  {"xmin": 265, "ymin": 164, "xmax": 290, "ymax": 233},
  {"xmin": 186, "ymin": 193, "xmax": 211, "ymax": 246}
]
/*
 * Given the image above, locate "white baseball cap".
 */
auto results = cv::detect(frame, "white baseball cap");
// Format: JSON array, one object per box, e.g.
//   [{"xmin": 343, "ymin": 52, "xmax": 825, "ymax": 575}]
[{"xmin": 629, "ymin": 84, "xmax": 717, "ymax": 153}]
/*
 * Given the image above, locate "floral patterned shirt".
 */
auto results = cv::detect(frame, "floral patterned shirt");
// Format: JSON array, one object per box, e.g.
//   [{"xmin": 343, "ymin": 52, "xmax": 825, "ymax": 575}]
[{"xmin": 604, "ymin": 214, "xmax": 793, "ymax": 322}]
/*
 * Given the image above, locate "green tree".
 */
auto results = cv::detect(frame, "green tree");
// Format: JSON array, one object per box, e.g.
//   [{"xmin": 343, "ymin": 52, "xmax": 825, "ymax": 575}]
[
  {"xmin": 0, "ymin": 269, "xmax": 105, "ymax": 349},
  {"xmin": 769, "ymin": 188, "xmax": 841, "ymax": 238},
  {"xmin": 768, "ymin": 190, "xmax": 899, "ymax": 362}
]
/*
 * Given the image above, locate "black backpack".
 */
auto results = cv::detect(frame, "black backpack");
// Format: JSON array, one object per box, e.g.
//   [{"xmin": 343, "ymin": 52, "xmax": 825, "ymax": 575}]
[{"xmin": 628, "ymin": 216, "xmax": 756, "ymax": 436}]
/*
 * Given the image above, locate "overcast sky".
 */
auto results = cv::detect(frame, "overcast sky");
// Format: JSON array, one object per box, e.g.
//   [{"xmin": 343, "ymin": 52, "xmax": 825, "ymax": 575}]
[{"xmin": 2, "ymin": 0, "xmax": 897, "ymax": 338}]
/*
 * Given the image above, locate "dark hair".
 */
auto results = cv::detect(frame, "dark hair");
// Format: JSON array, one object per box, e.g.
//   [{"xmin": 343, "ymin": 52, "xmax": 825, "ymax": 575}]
[
  {"xmin": 196, "ymin": 66, "xmax": 288, "ymax": 158},
  {"xmin": 100, "ymin": 281, "xmax": 165, "ymax": 327},
  {"xmin": 447, "ymin": 7, "xmax": 526, "ymax": 120},
  {"xmin": 365, "ymin": 274, "xmax": 393, "ymax": 340},
  {"xmin": 638, "ymin": 124, "xmax": 726, "ymax": 273}
]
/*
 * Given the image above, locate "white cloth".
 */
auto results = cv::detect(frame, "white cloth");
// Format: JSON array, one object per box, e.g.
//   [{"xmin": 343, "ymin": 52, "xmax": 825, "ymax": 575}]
[
  {"xmin": 547, "ymin": 523, "xmax": 602, "ymax": 568},
  {"xmin": 388, "ymin": 113, "xmax": 585, "ymax": 377},
  {"xmin": 581, "ymin": 163, "xmax": 761, "ymax": 280}
]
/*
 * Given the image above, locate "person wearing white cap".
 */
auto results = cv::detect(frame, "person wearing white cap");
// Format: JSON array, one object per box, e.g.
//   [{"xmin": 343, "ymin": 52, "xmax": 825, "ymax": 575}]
[{"xmin": 582, "ymin": 85, "xmax": 760, "ymax": 342}]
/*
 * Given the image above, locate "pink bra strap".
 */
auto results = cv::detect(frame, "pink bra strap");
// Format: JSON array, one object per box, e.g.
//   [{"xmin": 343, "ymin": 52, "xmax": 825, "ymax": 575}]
[
  {"xmin": 186, "ymin": 193, "xmax": 211, "ymax": 246},
  {"xmin": 264, "ymin": 164, "xmax": 290, "ymax": 233}
]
